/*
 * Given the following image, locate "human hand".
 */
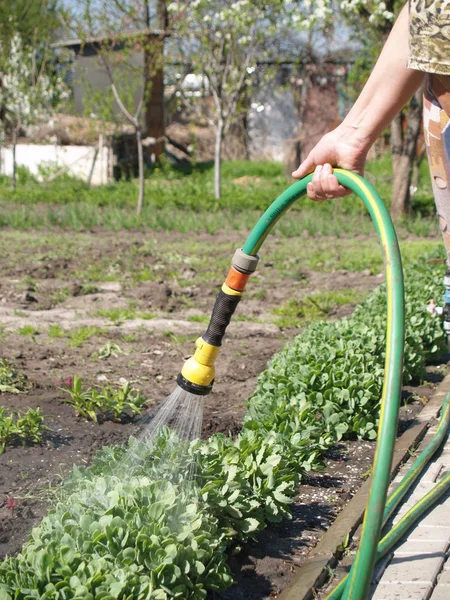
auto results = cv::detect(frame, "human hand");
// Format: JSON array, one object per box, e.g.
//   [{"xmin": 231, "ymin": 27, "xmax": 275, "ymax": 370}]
[{"xmin": 291, "ymin": 125, "xmax": 370, "ymax": 200}]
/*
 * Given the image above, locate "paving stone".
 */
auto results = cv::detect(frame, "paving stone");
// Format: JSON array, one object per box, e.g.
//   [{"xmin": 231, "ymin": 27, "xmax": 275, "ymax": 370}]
[
  {"xmin": 394, "ymin": 540, "xmax": 449, "ymax": 555},
  {"xmin": 421, "ymin": 462, "xmax": 445, "ymax": 483},
  {"xmin": 416, "ymin": 498, "xmax": 450, "ymax": 528},
  {"xmin": 370, "ymin": 582, "xmax": 432, "ymax": 600},
  {"xmin": 380, "ymin": 553, "xmax": 445, "ymax": 584},
  {"xmin": 411, "ymin": 526, "xmax": 450, "ymax": 542},
  {"xmin": 430, "ymin": 584, "xmax": 450, "ymax": 600},
  {"xmin": 437, "ymin": 569, "xmax": 450, "ymax": 584}
]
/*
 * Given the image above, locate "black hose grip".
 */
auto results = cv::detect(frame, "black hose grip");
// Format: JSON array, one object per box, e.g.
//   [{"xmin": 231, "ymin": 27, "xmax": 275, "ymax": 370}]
[{"xmin": 203, "ymin": 290, "xmax": 241, "ymax": 346}]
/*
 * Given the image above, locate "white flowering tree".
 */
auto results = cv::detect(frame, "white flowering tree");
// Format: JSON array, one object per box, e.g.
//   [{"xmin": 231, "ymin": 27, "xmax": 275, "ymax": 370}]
[
  {"xmin": 328, "ymin": 1, "xmax": 420, "ymax": 217},
  {"xmin": 0, "ymin": 32, "xmax": 69, "ymax": 190},
  {"xmin": 76, "ymin": 0, "xmax": 168, "ymax": 215},
  {"xmin": 169, "ymin": 0, "xmax": 332, "ymax": 199}
]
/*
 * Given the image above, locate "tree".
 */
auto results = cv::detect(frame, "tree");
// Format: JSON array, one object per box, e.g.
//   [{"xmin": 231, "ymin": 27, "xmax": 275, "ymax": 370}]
[
  {"xmin": 76, "ymin": 0, "xmax": 168, "ymax": 215},
  {"xmin": 169, "ymin": 0, "xmax": 326, "ymax": 200},
  {"xmin": 0, "ymin": 32, "xmax": 69, "ymax": 190},
  {"xmin": 336, "ymin": 0, "xmax": 422, "ymax": 217}
]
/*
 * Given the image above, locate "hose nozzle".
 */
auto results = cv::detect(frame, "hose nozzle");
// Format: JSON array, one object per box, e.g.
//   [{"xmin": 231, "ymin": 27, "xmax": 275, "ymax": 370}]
[
  {"xmin": 177, "ymin": 337, "xmax": 219, "ymax": 396},
  {"xmin": 176, "ymin": 248, "xmax": 259, "ymax": 397}
]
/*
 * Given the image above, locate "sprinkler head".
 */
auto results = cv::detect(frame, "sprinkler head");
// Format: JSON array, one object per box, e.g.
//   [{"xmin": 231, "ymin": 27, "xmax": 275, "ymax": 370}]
[{"xmin": 176, "ymin": 337, "xmax": 219, "ymax": 396}]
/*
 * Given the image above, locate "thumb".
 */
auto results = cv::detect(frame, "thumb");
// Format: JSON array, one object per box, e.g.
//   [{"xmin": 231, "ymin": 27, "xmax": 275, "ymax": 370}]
[{"xmin": 291, "ymin": 154, "xmax": 315, "ymax": 179}]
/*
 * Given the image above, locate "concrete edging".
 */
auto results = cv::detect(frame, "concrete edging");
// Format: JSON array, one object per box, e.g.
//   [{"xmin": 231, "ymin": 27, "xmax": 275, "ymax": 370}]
[{"xmin": 278, "ymin": 371, "xmax": 450, "ymax": 600}]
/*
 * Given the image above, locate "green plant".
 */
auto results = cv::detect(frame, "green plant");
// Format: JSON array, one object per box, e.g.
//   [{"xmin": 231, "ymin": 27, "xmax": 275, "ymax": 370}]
[
  {"xmin": 47, "ymin": 324, "xmax": 65, "ymax": 338},
  {"xmin": 0, "ymin": 359, "xmax": 27, "ymax": 393},
  {"xmin": 0, "ymin": 256, "xmax": 447, "ymax": 599},
  {"xmin": 18, "ymin": 324, "xmax": 39, "ymax": 337},
  {"xmin": 0, "ymin": 407, "xmax": 47, "ymax": 454},
  {"xmin": 68, "ymin": 327, "xmax": 106, "ymax": 348},
  {"xmin": 94, "ymin": 342, "xmax": 125, "ymax": 359},
  {"xmin": 60, "ymin": 375, "xmax": 148, "ymax": 422}
]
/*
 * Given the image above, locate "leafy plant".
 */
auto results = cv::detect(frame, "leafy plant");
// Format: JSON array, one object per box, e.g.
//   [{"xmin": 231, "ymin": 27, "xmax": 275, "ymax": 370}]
[
  {"xmin": 60, "ymin": 375, "xmax": 148, "ymax": 422},
  {"xmin": 0, "ymin": 257, "xmax": 447, "ymax": 599},
  {"xmin": 0, "ymin": 359, "xmax": 27, "ymax": 393},
  {"xmin": 0, "ymin": 407, "xmax": 47, "ymax": 454},
  {"xmin": 93, "ymin": 342, "xmax": 125, "ymax": 359}
]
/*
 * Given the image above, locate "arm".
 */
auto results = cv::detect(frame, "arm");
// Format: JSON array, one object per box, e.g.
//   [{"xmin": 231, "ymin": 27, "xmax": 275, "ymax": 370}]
[{"xmin": 292, "ymin": 3, "xmax": 425, "ymax": 199}]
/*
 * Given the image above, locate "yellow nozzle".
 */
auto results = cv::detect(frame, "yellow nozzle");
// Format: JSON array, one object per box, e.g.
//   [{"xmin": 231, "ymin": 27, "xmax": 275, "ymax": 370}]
[{"xmin": 180, "ymin": 337, "xmax": 220, "ymax": 387}]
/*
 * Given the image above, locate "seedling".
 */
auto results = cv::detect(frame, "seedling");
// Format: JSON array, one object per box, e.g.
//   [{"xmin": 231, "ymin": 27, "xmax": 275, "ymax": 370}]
[
  {"xmin": 0, "ymin": 359, "xmax": 27, "ymax": 393},
  {"xmin": 0, "ymin": 407, "xmax": 48, "ymax": 454},
  {"xmin": 60, "ymin": 375, "xmax": 148, "ymax": 422}
]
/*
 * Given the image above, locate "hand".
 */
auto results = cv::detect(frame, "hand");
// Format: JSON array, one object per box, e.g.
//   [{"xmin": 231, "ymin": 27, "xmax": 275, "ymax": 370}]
[{"xmin": 291, "ymin": 125, "xmax": 370, "ymax": 200}]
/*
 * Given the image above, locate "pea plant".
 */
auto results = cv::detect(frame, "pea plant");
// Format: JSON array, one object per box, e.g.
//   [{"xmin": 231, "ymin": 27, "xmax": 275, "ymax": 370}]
[{"xmin": 60, "ymin": 375, "xmax": 148, "ymax": 423}]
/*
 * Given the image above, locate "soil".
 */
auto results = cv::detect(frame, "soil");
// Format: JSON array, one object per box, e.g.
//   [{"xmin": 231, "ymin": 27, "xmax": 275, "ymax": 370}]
[{"xmin": 0, "ymin": 229, "xmax": 445, "ymax": 599}]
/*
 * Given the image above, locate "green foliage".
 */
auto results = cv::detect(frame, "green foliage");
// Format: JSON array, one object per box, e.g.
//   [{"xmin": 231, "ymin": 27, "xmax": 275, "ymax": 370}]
[
  {"xmin": 18, "ymin": 324, "xmax": 39, "ymax": 337},
  {"xmin": 0, "ymin": 359, "xmax": 27, "ymax": 393},
  {"xmin": 247, "ymin": 260, "xmax": 446, "ymax": 440},
  {"xmin": 0, "ymin": 407, "xmax": 47, "ymax": 454},
  {"xmin": 0, "ymin": 155, "xmax": 438, "ymax": 235},
  {"xmin": 60, "ymin": 376, "xmax": 148, "ymax": 423},
  {"xmin": 0, "ymin": 256, "xmax": 447, "ymax": 598},
  {"xmin": 68, "ymin": 327, "xmax": 106, "ymax": 347},
  {"xmin": 94, "ymin": 342, "xmax": 125, "ymax": 360}
]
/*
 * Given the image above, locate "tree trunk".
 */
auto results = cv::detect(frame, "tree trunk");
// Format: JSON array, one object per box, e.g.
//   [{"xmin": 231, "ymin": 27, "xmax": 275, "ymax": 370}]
[
  {"xmin": 214, "ymin": 119, "xmax": 224, "ymax": 200},
  {"xmin": 390, "ymin": 88, "xmax": 423, "ymax": 218},
  {"xmin": 136, "ymin": 127, "xmax": 145, "ymax": 215},
  {"xmin": 11, "ymin": 126, "xmax": 17, "ymax": 192}
]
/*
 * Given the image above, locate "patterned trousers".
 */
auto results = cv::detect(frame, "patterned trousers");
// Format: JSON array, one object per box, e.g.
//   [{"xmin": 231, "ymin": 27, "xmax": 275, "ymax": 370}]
[{"xmin": 424, "ymin": 74, "xmax": 450, "ymax": 263}]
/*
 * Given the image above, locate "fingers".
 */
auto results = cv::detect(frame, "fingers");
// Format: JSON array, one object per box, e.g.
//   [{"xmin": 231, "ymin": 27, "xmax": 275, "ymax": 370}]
[
  {"xmin": 292, "ymin": 154, "xmax": 314, "ymax": 179},
  {"xmin": 306, "ymin": 164, "xmax": 351, "ymax": 201}
]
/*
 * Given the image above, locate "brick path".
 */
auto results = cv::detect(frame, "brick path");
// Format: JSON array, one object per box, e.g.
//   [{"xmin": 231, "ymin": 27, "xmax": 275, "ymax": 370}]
[{"xmin": 369, "ymin": 426, "xmax": 450, "ymax": 600}]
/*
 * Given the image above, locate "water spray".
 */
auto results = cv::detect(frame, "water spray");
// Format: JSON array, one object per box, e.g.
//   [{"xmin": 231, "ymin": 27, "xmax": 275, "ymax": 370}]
[{"xmin": 176, "ymin": 248, "xmax": 259, "ymax": 396}]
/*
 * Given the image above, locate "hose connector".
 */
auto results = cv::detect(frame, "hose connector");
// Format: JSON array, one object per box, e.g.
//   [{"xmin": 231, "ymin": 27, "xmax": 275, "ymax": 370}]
[{"xmin": 176, "ymin": 248, "xmax": 259, "ymax": 396}]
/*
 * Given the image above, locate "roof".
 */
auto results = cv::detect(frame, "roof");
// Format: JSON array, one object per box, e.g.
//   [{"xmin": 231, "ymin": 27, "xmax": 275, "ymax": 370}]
[{"xmin": 52, "ymin": 29, "xmax": 168, "ymax": 54}]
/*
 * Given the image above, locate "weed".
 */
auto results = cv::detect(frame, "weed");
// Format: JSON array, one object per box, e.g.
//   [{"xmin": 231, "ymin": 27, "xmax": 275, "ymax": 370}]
[
  {"xmin": 18, "ymin": 324, "xmax": 40, "ymax": 336},
  {"xmin": 80, "ymin": 283, "xmax": 100, "ymax": 295},
  {"xmin": 95, "ymin": 307, "xmax": 156, "ymax": 323},
  {"xmin": 94, "ymin": 342, "xmax": 125, "ymax": 360},
  {"xmin": 122, "ymin": 333, "xmax": 138, "ymax": 343},
  {"xmin": 50, "ymin": 287, "xmax": 70, "ymax": 304},
  {"xmin": 47, "ymin": 324, "xmax": 66, "ymax": 338},
  {"xmin": 163, "ymin": 331, "xmax": 197, "ymax": 344},
  {"xmin": 272, "ymin": 289, "xmax": 367, "ymax": 328},
  {"xmin": 187, "ymin": 315, "xmax": 210, "ymax": 323},
  {"xmin": 68, "ymin": 327, "xmax": 106, "ymax": 348}
]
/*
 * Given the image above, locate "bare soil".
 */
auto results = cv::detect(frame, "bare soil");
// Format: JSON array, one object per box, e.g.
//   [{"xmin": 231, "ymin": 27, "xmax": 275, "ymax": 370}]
[{"xmin": 0, "ymin": 229, "xmax": 444, "ymax": 599}]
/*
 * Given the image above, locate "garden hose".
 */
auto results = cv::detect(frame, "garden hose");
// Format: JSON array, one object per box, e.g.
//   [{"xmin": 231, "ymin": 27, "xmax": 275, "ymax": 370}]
[
  {"xmin": 178, "ymin": 168, "xmax": 406, "ymax": 599},
  {"xmin": 325, "ymin": 391, "xmax": 450, "ymax": 600}
]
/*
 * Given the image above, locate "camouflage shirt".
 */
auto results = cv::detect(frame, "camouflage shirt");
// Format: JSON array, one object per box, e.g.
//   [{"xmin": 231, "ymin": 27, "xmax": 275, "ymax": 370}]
[{"xmin": 408, "ymin": 0, "xmax": 450, "ymax": 74}]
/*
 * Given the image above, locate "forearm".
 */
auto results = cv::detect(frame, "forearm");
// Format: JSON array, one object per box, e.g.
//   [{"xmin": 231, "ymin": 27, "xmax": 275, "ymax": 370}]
[{"xmin": 342, "ymin": 3, "xmax": 425, "ymax": 149}]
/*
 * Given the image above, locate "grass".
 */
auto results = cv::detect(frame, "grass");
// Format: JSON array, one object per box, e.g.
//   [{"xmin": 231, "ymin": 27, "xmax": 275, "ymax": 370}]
[
  {"xmin": 47, "ymin": 324, "xmax": 66, "ymax": 338},
  {"xmin": 0, "ymin": 156, "xmax": 439, "ymax": 236},
  {"xmin": 68, "ymin": 326, "xmax": 107, "ymax": 348},
  {"xmin": 18, "ymin": 325, "xmax": 39, "ymax": 336},
  {"xmin": 272, "ymin": 288, "xmax": 368, "ymax": 328},
  {"xmin": 94, "ymin": 307, "xmax": 157, "ymax": 323}
]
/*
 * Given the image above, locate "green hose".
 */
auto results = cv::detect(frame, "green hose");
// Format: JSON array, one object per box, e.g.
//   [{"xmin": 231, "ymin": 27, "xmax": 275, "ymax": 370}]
[
  {"xmin": 243, "ymin": 169, "xmax": 405, "ymax": 600},
  {"xmin": 325, "ymin": 392, "xmax": 450, "ymax": 600}
]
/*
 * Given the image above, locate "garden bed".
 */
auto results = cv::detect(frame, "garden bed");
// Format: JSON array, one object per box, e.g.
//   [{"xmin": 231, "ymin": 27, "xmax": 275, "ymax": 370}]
[{"xmin": 0, "ymin": 229, "xmax": 447, "ymax": 599}]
